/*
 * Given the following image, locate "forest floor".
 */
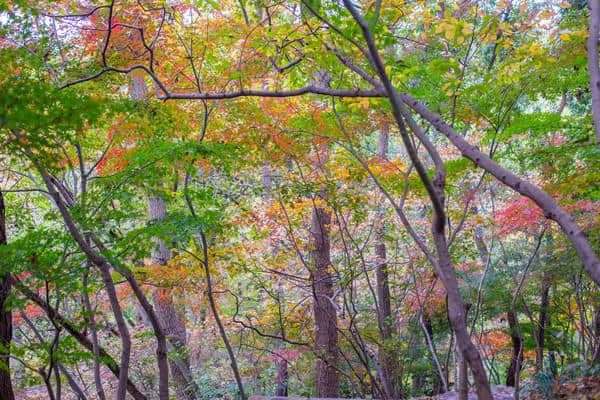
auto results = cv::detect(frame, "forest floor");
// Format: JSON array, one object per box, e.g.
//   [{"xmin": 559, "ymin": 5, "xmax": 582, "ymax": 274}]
[
  {"xmin": 529, "ymin": 375, "xmax": 600, "ymax": 399},
  {"xmin": 13, "ymin": 377, "xmax": 600, "ymax": 400},
  {"xmin": 412, "ymin": 385, "xmax": 515, "ymax": 400},
  {"xmin": 414, "ymin": 376, "xmax": 600, "ymax": 400}
]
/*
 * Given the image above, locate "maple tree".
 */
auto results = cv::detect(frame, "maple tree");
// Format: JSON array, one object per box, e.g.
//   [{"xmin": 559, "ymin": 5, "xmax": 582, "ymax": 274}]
[{"xmin": 0, "ymin": 1, "xmax": 599, "ymax": 400}]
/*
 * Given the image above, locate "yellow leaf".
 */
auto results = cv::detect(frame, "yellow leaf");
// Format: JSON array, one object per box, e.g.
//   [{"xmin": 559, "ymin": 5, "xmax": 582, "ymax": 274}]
[
  {"xmin": 457, "ymin": 36, "xmax": 465, "ymax": 45},
  {"xmin": 559, "ymin": 2, "xmax": 571, "ymax": 8},
  {"xmin": 529, "ymin": 43, "xmax": 542, "ymax": 54},
  {"xmin": 560, "ymin": 33, "xmax": 570, "ymax": 41},
  {"xmin": 445, "ymin": 28, "xmax": 455, "ymax": 40}
]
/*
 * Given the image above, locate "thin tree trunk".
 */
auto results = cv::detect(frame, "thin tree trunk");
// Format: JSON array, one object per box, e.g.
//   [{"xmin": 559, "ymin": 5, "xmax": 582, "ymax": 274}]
[
  {"xmin": 536, "ymin": 278, "xmax": 550, "ymax": 372},
  {"xmin": 0, "ymin": 192, "xmax": 15, "ymax": 400},
  {"xmin": 588, "ymin": 0, "xmax": 600, "ymax": 147},
  {"xmin": 9, "ymin": 276, "xmax": 147, "ymax": 400},
  {"xmin": 308, "ymin": 142, "xmax": 339, "ymax": 398},
  {"xmin": 505, "ymin": 310, "xmax": 523, "ymax": 387},
  {"xmin": 199, "ymin": 233, "xmax": 247, "ymax": 400},
  {"xmin": 340, "ymin": 7, "xmax": 493, "ymax": 398},
  {"xmin": 96, "ymin": 263, "xmax": 132, "ymax": 400},
  {"xmin": 82, "ymin": 271, "xmax": 106, "ymax": 400},
  {"xmin": 375, "ymin": 127, "xmax": 400, "ymax": 399},
  {"xmin": 458, "ymin": 304, "xmax": 471, "ymax": 400},
  {"xmin": 401, "ymin": 91, "xmax": 600, "ymax": 287},
  {"xmin": 375, "ymin": 226, "xmax": 399, "ymax": 399},
  {"xmin": 421, "ymin": 313, "xmax": 447, "ymax": 394},
  {"xmin": 25, "ymin": 146, "xmax": 157, "ymax": 400},
  {"xmin": 432, "ymin": 221, "xmax": 490, "ymax": 399},
  {"xmin": 593, "ymin": 304, "xmax": 600, "ymax": 363}
]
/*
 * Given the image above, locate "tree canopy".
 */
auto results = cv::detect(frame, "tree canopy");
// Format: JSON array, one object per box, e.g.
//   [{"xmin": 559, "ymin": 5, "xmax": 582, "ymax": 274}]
[{"xmin": 0, "ymin": 1, "xmax": 598, "ymax": 399}]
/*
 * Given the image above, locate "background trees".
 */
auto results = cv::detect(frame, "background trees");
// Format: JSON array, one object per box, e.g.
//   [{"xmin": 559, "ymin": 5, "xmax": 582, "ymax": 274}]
[{"xmin": 0, "ymin": 1, "xmax": 598, "ymax": 399}]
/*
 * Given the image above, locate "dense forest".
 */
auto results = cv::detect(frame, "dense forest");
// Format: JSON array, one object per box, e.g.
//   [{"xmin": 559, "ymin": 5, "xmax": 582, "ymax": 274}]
[{"xmin": 0, "ymin": 0, "xmax": 599, "ymax": 399}]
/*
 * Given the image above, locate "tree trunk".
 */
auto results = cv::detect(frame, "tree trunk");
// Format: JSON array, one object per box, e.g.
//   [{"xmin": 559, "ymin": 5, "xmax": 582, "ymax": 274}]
[
  {"xmin": 422, "ymin": 314, "xmax": 444, "ymax": 395},
  {"xmin": 310, "ymin": 203, "xmax": 339, "ymax": 398},
  {"xmin": 148, "ymin": 196, "xmax": 194, "ymax": 400},
  {"xmin": 0, "ymin": 192, "xmax": 15, "ymax": 400},
  {"xmin": 506, "ymin": 310, "xmax": 523, "ymax": 387},
  {"xmin": 275, "ymin": 359, "xmax": 288, "ymax": 397},
  {"xmin": 458, "ymin": 353, "xmax": 468, "ymax": 400},
  {"xmin": 411, "ymin": 373, "xmax": 424, "ymax": 394},
  {"xmin": 130, "ymin": 73, "xmax": 194, "ymax": 400},
  {"xmin": 10, "ymin": 276, "xmax": 147, "ymax": 400},
  {"xmin": 338, "ymin": 11, "xmax": 493, "ymax": 396},
  {"xmin": 375, "ymin": 127, "xmax": 400, "ymax": 399},
  {"xmin": 375, "ymin": 226, "xmax": 399, "ymax": 399},
  {"xmin": 593, "ymin": 303, "xmax": 600, "ymax": 364},
  {"xmin": 536, "ymin": 278, "xmax": 550, "ymax": 372},
  {"xmin": 588, "ymin": 0, "xmax": 600, "ymax": 147},
  {"xmin": 431, "ymin": 225, "xmax": 491, "ymax": 399}
]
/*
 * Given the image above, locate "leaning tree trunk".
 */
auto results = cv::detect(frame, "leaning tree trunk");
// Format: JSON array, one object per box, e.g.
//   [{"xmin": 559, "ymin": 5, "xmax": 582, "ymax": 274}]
[
  {"xmin": 130, "ymin": 74, "xmax": 194, "ymax": 400},
  {"xmin": 340, "ymin": 6, "xmax": 493, "ymax": 397},
  {"xmin": 0, "ymin": 192, "xmax": 15, "ymax": 400},
  {"xmin": 374, "ymin": 127, "xmax": 400, "ymax": 399},
  {"xmin": 588, "ymin": 0, "xmax": 600, "ymax": 147}
]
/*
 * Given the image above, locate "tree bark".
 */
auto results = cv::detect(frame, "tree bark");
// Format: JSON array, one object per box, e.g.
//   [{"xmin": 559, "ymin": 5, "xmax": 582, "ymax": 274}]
[
  {"xmin": 535, "ymin": 277, "xmax": 550, "ymax": 372},
  {"xmin": 506, "ymin": 310, "xmax": 523, "ymax": 387},
  {"xmin": 310, "ymin": 203, "xmax": 339, "ymax": 398},
  {"xmin": 594, "ymin": 304, "xmax": 600, "ymax": 364},
  {"xmin": 0, "ymin": 192, "xmax": 15, "ymax": 400},
  {"xmin": 374, "ymin": 127, "xmax": 400, "ymax": 400},
  {"xmin": 82, "ymin": 271, "xmax": 106, "ymax": 400},
  {"xmin": 588, "ymin": 0, "xmax": 600, "ymax": 147},
  {"xmin": 275, "ymin": 358, "xmax": 289, "ymax": 397},
  {"xmin": 458, "ymin": 353, "xmax": 468, "ymax": 400}
]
